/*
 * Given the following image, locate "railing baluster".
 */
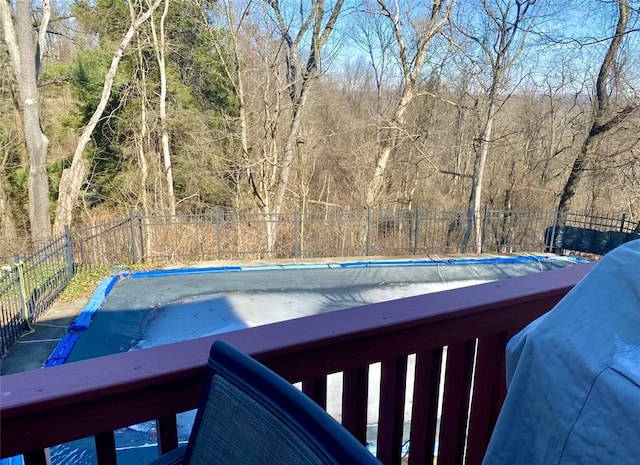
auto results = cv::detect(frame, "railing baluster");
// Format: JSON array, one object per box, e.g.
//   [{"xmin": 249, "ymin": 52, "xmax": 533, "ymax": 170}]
[
  {"xmin": 302, "ymin": 376, "xmax": 327, "ymax": 409},
  {"xmin": 408, "ymin": 348, "xmax": 443, "ymax": 465},
  {"xmin": 377, "ymin": 356, "xmax": 408, "ymax": 465},
  {"xmin": 466, "ymin": 333, "xmax": 508, "ymax": 465},
  {"xmin": 438, "ymin": 340, "xmax": 476, "ymax": 465},
  {"xmin": 157, "ymin": 415, "xmax": 179, "ymax": 455},
  {"xmin": 95, "ymin": 431, "xmax": 117, "ymax": 465},
  {"xmin": 23, "ymin": 449, "xmax": 49, "ymax": 465},
  {"xmin": 342, "ymin": 365, "xmax": 369, "ymax": 444}
]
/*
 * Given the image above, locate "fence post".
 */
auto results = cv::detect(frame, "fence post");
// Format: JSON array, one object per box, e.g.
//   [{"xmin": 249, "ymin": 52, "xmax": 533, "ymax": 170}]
[
  {"xmin": 481, "ymin": 205, "xmax": 489, "ymax": 253},
  {"xmin": 137, "ymin": 215, "xmax": 145, "ymax": 262},
  {"xmin": 548, "ymin": 208, "xmax": 560, "ymax": 253},
  {"xmin": 78, "ymin": 235, "xmax": 86, "ymax": 270},
  {"xmin": 129, "ymin": 209, "xmax": 138, "ymax": 264},
  {"xmin": 215, "ymin": 208, "xmax": 221, "ymax": 260},
  {"xmin": 13, "ymin": 255, "xmax": 32, "ymax": 331},
  {"xmin": 413, "ymin": 206, "xmax": 419, "ymax": 255},
  {"xmin": 293, "ymin": 209, "xmax": 299, "ymax": 259},
  {"xmin": 620, "ymin": 213, "xmax": 627, "ymax": 232},
  {"xmin": 63, "ymin": 225, "xmax": 75, "ymax": 277},
  {"xmin": 365, "ymin": 208, "xmax": 372, "ymax": 256}
]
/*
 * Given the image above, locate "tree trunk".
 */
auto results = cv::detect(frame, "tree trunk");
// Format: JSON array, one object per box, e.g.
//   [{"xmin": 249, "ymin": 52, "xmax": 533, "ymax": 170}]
[
  {"xmin": 556, "ymin": 139, "xmax": 590, "ymax": 215},
  {"xmin": 2, "ymin": 0, "xmax": 53, "ymax": 245},
  {"xmin": 36, "ymin": 0, "xmax": 51, "ymax": 77},
  {"xmin": 53, "ymin": 0, "xmax": 164, "ymax": 234},
  {"xmin": 8, "ymin": 82, "xmax": 29, "ymax": 169},
  {"xmin": 134, "ymin": 25, "xmax": 150, "ymax": 217},
  {"xmin": 272, "ymin": 88, "xmax": 311, "ymax": 225},
  {"xmin": 366, "ymin": 89, "xmax": 411, "ymax": 208},
  {"xmin": 151, "ymin": 0, "xmax": 176, "ymax": 216},
  {"xmin": 463, "ymin": 100, "xmax": 495, "ymax": 253},
  {"xmin": 214, "ymin": 0, "xmax": 265, "ymax": 212},
  {"xmin": 459, "ymin": 0, "xmax": 537, "ymax": 253},
  {"xmin": 1, "ymin": 0, "xmax": 26, "ymax": 172}
]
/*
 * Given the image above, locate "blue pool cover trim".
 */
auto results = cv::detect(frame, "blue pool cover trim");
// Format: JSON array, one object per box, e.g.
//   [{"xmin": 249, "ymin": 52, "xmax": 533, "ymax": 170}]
[
  {"xmin": 68, "ymin": 275, "xmax": 119, "ymax": 330},
  {"xmin": 44, "ymin": 333, "xmax": 79, "ymax": 367},
  {"xmin": 0, "ymin": 456, "xmax": 24, "ymax": 465},
  {"xmin": 120, "ymin": 255, "xmax": 587, "ymax": 278},
  {"xmin": 45, "ymin": 255, "xmax": 587, "ymax": 368}
]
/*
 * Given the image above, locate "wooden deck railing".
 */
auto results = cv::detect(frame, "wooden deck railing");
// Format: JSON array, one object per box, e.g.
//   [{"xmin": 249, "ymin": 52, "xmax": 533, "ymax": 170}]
[{"xmin": 0, "ymin": 263, "xmax": 594, "ymax": 465}]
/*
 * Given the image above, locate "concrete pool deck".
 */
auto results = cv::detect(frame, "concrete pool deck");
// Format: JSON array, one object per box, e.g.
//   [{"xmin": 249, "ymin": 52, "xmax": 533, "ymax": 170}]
[{"xmin": 0, "ymin": 298, "xmax": 87, "ymax": 375}]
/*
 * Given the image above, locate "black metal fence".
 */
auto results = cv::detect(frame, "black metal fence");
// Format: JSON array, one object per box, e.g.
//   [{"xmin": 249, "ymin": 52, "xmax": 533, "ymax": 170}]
[
  {"xmin": 1, "ymin": 207, "xmax": 637, "ymax": 356},
  {"xmin": 0, "ymin": 228, "xmax": 75, "ymax": 356},
  {"xmin": 73, "ymin": 208, "xmax": 564, "ymax": 268},
  {"xmin": 547, "ymin": 211, "xmax": 640, "ymax": 256}
]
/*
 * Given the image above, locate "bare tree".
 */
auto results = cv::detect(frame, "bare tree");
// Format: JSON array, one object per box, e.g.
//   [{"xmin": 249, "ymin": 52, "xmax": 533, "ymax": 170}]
[
  {"xmin": 557, "ymin": 0, "xmax": 637, "ymax": 215},
  {"xmin": 1, "ymin": 0, "xmax": 52, "ymax": 245},
  {"xmin": 206, "ymin": 0, "xmax": 256, "ymax": 206},
  {"xmin": 212, "ymin": 0, "xmax": 344, "ymax": 251},
  {"xmin": 53, "ymin": 0, "xmax": 164, "ymax": 234},
  {"xmin": 456, "ymin": 0, "xmax": 538, "ymax": 252},
  {"xmin": 363, "ymin": 0, "xmax": 455, "ymax": 208},
  {"xmin": 263, "ymin": 0, "xmax": 344, "ymax": 250}
]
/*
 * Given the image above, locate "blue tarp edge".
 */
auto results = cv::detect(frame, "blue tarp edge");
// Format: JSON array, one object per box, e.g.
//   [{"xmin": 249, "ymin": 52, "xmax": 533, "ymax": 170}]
[
  {"xmin": 44, "ymin": 333, "xmax": 79, "ymax": 367},
  {"xmin": 123, "ymin": 254, "xmax": 587, "ymax": 278},
  {"xmin": 44, "ymin": 276, "xmax": 119, "ymax": 367},
  {"xmin": 68, "ymin": 275, "xmax": 119, "ymax": 330},
  {"xmin": 0, "ymin": 457, "xmax": 24, "ymax": 465}
]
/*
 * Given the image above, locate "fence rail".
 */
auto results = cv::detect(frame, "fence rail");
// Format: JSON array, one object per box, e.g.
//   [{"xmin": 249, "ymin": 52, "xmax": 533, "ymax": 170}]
[{"xmin": 1, "ymin": 207, "xmax": 637, "ymax": 356}]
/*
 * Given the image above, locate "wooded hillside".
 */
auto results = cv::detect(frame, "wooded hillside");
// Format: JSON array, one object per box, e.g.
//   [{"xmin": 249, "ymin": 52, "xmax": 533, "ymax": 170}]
[{"xmin": 1, "ymin": 0, "xmax": 638, "ymax": 256}]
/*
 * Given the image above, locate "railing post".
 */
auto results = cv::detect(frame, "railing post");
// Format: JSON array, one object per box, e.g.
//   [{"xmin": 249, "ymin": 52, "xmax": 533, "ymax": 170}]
[
  {"xmin": 365, "ymin": 208, "xmax": 372, "ymax": 256},
  {"xmin": 293, "ymin": 209, "xmax": 299, "ymax": 259},
  {"xmin": 215, "ymin": 208, "xmax": 221, "ymax": 260},
  {"xmin": 481, "ymin": 205, "xmax": 489, "ymax": 253},
  {"xmin": 620, "ymin": 213, "xmax": 627, "ymax": 232},
  {"xmin": 63, "ymin": 225, "xmax": 75, "ymax": 278},
  {"xmin": 413, "ymin": 206, "xmax": 420, "ymax": 255},
  {"xmin": 129, "ymin": 209, "xmax": 138, "ymax": 264},
  {"xmin": 23, "ymin": 448, "xmax": 51, "ymax": 465}
]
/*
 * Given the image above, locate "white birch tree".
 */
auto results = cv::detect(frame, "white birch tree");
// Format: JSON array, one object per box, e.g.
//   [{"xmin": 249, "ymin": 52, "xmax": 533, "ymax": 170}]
[
  {"xmin": 53, "ymin": 0, "xmax": 163, "ymax": 234},
  {"xmin": 363, "ymin": 0, "xmax": 455, "ymax": 208},
  {"xmin": 149, "ymin": 0, "xmax": 176, "ymax": 216}
]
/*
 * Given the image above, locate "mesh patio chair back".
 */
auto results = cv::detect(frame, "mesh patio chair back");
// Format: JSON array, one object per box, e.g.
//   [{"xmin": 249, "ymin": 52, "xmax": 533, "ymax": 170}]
[{"xmin": 171, "ymin": 340, "xmax": 380, "ymax": 464}]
